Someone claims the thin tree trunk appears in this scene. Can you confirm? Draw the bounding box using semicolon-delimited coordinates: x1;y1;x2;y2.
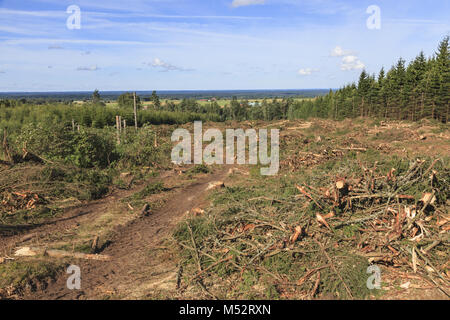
361;97;364;118
133;92;138;130
421;92;425;119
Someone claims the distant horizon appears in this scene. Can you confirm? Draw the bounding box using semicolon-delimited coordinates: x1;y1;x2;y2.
0;88;333;94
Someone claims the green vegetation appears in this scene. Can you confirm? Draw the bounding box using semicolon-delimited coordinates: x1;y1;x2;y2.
173;143;449;299
0;260;63;296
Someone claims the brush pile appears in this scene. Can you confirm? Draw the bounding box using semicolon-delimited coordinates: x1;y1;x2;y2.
1;191;47;214
174;158;449;299
282;148;345;170
297;159;449;273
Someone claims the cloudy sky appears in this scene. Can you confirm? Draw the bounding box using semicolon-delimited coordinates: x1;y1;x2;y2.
0;0;449;92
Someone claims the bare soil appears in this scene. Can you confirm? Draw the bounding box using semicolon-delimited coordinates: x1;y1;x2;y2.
5;167;231;300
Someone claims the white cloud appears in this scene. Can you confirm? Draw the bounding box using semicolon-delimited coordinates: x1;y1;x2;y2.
340;55;365;71
76;65;100;71
298;68;318;76
330;46;365;71
232;0;265;8
330;46;352;57
149;58;192;72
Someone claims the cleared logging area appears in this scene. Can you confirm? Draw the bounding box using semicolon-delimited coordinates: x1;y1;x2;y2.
171;119;450;300
0;118;449;300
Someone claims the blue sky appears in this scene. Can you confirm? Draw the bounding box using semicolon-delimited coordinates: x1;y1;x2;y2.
0;0;449;92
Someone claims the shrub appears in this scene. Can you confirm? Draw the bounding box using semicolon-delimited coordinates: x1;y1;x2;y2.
15;123;117;168
117;125;171;168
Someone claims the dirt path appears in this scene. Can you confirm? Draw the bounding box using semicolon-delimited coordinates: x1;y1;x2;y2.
0;171;175;255
21;167;231;300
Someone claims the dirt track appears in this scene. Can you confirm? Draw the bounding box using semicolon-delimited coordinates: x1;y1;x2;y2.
17;167;230;300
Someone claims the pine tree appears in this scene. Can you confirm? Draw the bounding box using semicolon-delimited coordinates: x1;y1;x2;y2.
357;70;370;117
151;90;161;110
92;89;101;105
434;36;450;122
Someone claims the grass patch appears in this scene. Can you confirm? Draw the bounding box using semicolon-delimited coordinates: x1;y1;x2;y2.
0;260;63;296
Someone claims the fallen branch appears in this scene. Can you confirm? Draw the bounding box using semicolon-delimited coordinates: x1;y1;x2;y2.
314;239;353;299
189;255;232;282
14;246;111;261
339;147;367;152
296;185;323;209
186;222;202;273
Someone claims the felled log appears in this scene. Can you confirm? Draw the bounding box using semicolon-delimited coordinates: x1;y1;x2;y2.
206;181;225;191
22;148;45;164
340;147;367;152
14;246;111;261
0;159;11;166
0;224;36;234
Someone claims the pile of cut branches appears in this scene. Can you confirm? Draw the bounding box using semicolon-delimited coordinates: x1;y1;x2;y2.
174;158;449;299
282;148;345;171
1;191;47;214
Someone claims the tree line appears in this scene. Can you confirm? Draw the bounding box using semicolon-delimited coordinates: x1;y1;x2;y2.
326;36;449;122
145;36;449;123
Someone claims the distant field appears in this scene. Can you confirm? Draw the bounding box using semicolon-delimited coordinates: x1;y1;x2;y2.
143;97;316;108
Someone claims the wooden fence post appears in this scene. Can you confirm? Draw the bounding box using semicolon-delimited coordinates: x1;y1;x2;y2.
115;115;121;145
133;92;138;131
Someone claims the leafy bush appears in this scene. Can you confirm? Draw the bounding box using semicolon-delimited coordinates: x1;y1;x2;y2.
14;123;117;168
116;125;171;168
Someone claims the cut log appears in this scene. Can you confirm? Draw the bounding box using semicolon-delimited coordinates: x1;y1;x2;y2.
420;193;436;205
141;203;151;216
14;246;111;261
316;213;332;231
335;179;347;190
191;207;205;216
19;232;38;243
22;148;45;164
206;181;225;191
289;226;303;243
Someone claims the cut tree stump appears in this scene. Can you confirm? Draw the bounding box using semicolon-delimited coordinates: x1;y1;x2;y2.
91;236;99;254
141;203;151;216
336;179;347;190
